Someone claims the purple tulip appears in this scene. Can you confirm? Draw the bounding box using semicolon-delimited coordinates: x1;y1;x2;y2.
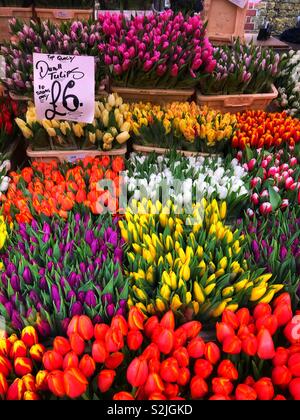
47;261;54;271
39;277;48;291
102;293;113;305
106;304;115;318
85;230;94;246
71;301;83;316
23;267;32;285
79;262;86;273
29;290;40;305
91;240;99;256
5;302;14;317
11;311;23;330
77;291;86;303
119;299;127;308
6;262;16;277
85;290;97;308
93;315;103;324
51;285;60;302
37;320;51;337
66;290;76;302
280;246;288;261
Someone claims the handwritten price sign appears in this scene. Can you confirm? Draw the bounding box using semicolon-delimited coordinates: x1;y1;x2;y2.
33;53;95;123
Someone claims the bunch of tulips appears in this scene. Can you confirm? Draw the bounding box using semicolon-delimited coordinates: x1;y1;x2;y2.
2;156;125;223
200;40;280;95
98;11;216;89
0;213;127;335
15;94;131;151
119;199;284;321
128;102;236;153
0;97;19;153
232;111;300;149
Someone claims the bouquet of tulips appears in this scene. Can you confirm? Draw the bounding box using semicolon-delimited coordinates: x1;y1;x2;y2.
1;19;106;95
199;40;280;95
98;11;216;89
0;213;127;335
2;156;125;223
232;110;300;150
15;94;131;151
128;102;236;153
119;198;284;321
125;152;248;216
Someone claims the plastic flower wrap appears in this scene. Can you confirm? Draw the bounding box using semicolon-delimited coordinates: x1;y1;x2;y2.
2;156;125;223
232;111;300;149
15;94;131;151
98;11;216;89
127;102;236;153
200;40;280;95
125;152;248;216
0;213;127;335
1;19;106;95
119;199;283;321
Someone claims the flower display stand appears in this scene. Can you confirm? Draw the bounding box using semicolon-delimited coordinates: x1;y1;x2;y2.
26;145;127;163
132;144;222;158
0;7;32;43
34;8;93;24
111;86;195;104
196;84;278;113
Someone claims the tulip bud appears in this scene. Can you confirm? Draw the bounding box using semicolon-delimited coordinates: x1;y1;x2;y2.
187;337;205;358
64;367;88;399
23;391;40;400
160;358;179;383
160;311;175;330
257;328;275;360
235;384;257;400
217;360;238;381
272;365;292;388
180;321;202;339
94;323;110;341
105;328;124;353
105;352;124;370
127;357;148;387
10;340;27;359
128;307;145;330
272;347;289;367
79;355;96;378
254;303;272;320
194;359;213;379
204;342;221;365
223;335;242;355
242;334;258;356
216;322;235;343
63;351;79;370
212;377;234;396
53;336;71;356
47;370;66;398
14;357;33;376
21;326;38;348
0;372;8;397
92;341;108;364
154;328;174;355
0;355;12;376
173;347;189;368
173;328;188;350
222;310;239;330
0;339;11;358
29;343;45;363
127;330;143;351
111;315;128;336
113;391;135;400
144;373;165;396
36;370;48;391
22;374;36;392
6;378;25;400
43;350;63;371
69;333;85;356
77;316;94;341
190;376;208;399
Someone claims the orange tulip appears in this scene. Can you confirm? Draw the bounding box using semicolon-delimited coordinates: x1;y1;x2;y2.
127;329;143;351
212;377;234;396
155;328;174;355
22;374;36;392
29;343;46;362
21;326;39;347
63;351;79;370
14;357;33;376
35;370;48;391
92;341;108;364
98;369;116;393
43;350;64;371
94;324;110;341
144;373;165;396
180;321;202;339
160;358;179;383
69;333;85;356
128;306;145;330
253;303;272;320
194;359;213;379
257;328;275;360
0;372;8;397
142;343;160;361
113;392;135;400
144;316;159;339
222;335;242;355
204;342;221;365
53;336;71;356
164;383;179;398
77;316;94;341
217;360;238;381
216;322;235;343
173;347;189;367
177;367;191;386
10;340;27;359
23;391;40;400
67;315;80;337
79;355;96;378
160;311;175;330
47;370;66;398
127;357;148;387
242;334;258;356
222;310;239;330
173;327;188;350
104;352;124;369
187;337;205;358
6;378;25;400
236;308;250;326
111;315;128;336
64;367;88;399
190;376;208;399
148;358;160;374
105;328;124;353
0;355;12;377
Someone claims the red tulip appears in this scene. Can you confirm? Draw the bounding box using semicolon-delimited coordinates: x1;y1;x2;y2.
29;343;45;362
43;350;63;371
160;358;179;383
127;357;148;387
256;315;278;336
79;354;96;377
53;336;71;356
217;360;238;381
155;328;174;355
105;352;124;369
21;326;39;347
235;384;257;400
148;358;161;373
64;367;88;398
98;369;116;393
223;335;242;355
113;392;135;400
274;292;291;308
23;391;40;400
187;337;205;358
35;370;48;391
289;378;300;400
274;304;293;327
190;376;208;399
10;340;27;359
0;372;8;397
144;373;165;396
0;355;12;377
94;324;110;341
222;310;239;330
272;365;292;388
209;394;231;400
242;334;258;356
194;359;213;379
127;329;143;351
212;377;234;396
273;394;286;400
144;316;159;338
180;321;202;339
160;311;175;330
92;341;108;364
14;357;33;376
76;315;94;341
254;377;274;400
63;351;79;370
173;347;189;367
6;378;25;400
253;303;272;320
216;322;235;344
67;315;80;337
177;367;191;386
236;308;250;326
288;353;300;377
142;343;160;361
149;393;167;400
272;347;289;367
47;370;66;398
244;376;255;387
237;325;251;340
257;328;275;360
69;333;85;356
164;383;179;398
284;317;300;344
204;342;220;364
128;306;144;330
173;327;187;349
111;315;128;336
105;328;124;353
22;374;36;392
0;338;11;358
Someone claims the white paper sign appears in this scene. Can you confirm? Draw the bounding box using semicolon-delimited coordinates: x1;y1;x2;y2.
33;53;95;123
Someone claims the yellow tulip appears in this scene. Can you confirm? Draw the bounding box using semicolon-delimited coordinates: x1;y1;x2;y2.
116;131;130;144
147;303;155;315
171;294;182;311
170;272;177;290
215;269;225;278
136;302;147;313
226;304;239;312
250;285;267;302
258;290;276;304
186;292;192;304
162;271;171;287
204;283;216;296
211;301;227;318
254;273;273;284
206;274;216;285
219;257;228;270
222;286;234;298
178;248;186;264
180;264;191;282
156;298;166;312
192;301;200;315
165;235;174;251
226;231;233;244
196;245;204;258
220;202;227;219
132;243;142;254
146;267;154;283
160;284;171;300
194;282;205;304
234;279;248;292
178;279;185;289
166;253;173;267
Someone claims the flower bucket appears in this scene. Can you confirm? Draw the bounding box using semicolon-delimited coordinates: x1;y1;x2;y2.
34;8;93;24
196;84;278;114
26;145;127;163
203;0;248;43
111;86;195;104
0;7;32;43
132;144;222;158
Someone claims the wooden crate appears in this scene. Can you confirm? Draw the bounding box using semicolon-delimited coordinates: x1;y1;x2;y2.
111;86;195;104
0;7;32;43
34;8;92;24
